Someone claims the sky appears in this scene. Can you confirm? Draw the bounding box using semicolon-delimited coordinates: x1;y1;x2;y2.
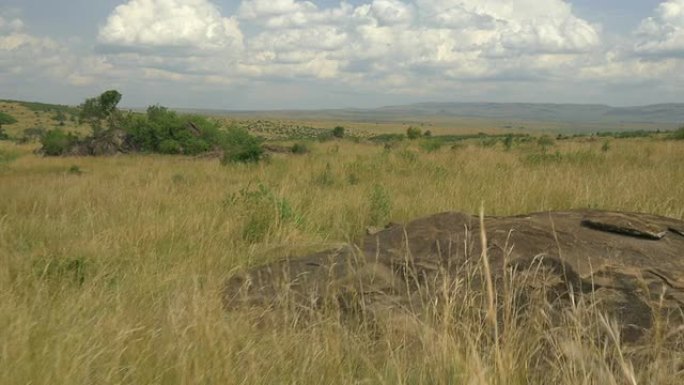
0;0;682;109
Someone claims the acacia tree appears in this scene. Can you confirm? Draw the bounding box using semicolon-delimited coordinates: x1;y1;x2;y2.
79;90;122;136
0;111;18;140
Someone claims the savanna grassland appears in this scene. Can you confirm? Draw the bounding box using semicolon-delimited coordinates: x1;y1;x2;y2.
0;100;87;137
1;112;684;384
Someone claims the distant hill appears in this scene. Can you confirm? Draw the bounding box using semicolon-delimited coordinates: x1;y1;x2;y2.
378;103;684;125
191;102;684;125
174;102;684;134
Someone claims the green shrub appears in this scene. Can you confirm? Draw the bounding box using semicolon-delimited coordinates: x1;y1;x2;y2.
601;140;611;152
68;165;83;175
183;138;211;155
503;135;514;151
123;105;223;155
537;135;555;153
597;130;654;139
672;126;684;140
332;126;345;138
479;137;498;148
40;129;78;156
158;139;181;154
406;126;422;140
420;139;442;153
0;111;17;136
221;127;264;164
225;184;301;243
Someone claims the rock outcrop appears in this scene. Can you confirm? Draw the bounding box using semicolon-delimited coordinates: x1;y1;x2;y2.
224;210;684;342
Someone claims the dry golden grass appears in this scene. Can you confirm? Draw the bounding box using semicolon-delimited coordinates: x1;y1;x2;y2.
1;137;684;384
215;114;668;137
0;101;88;137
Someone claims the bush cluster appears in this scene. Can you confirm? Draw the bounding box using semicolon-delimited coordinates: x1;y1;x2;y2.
406;126;422;140
123;105;266;162
40;129;79;156
36;91;266;163
672;126;684;140
124;106;223;155
220;127;264;164
291;142;310;154
332;126;345;138
0;111;17;140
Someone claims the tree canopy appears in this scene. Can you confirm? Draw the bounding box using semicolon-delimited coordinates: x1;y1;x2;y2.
79;90;122;135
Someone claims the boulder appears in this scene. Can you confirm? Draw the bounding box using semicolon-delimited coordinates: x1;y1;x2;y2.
223;210;684;342
63;129;129;156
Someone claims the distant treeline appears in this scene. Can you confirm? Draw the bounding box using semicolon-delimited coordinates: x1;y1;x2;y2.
369;132;531;143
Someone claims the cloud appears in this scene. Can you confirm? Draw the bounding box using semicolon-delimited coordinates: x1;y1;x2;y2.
635;0;684;56
238;0;318;21
0;15;24;33
98;0;244;53
416;0;600;54
574;0;684;91
219;0;599;92
0;14;65;78
0;12;112;88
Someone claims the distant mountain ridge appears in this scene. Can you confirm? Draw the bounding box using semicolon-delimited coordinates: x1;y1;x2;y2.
3;98;682;127
353;102;684;125
183;102;684;126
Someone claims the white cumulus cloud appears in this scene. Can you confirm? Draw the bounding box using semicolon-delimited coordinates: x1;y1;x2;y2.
98;0;244;52
229;0;601;86
0;11;115;89
0;15;24;33
94;0;602;84
635;0;684;56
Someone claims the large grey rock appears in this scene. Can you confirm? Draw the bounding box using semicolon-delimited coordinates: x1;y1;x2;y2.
223;210;684;342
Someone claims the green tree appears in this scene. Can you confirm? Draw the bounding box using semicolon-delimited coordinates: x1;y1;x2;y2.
0;111;18;139
332;126;345;138
79;90;122;136
406;126;422;140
